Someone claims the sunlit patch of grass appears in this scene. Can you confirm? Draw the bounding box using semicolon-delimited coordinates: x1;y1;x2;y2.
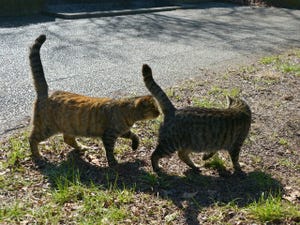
280;63;300;76
200;201;239;224
245;193;300;223
223;87;240;98
208;86;224;95
31;203;65;225
278;158;300;170
1;132;30;171
0;173;33;193
192;97;222;108
254;76;279;85
260;55;280;65
79;181;134;224
166;88;181;101
240;65;257;74
52;172;135;224
114;142;131;155
208;86;241;98
278;138;288;146
204;155;226;171
0;201;29;224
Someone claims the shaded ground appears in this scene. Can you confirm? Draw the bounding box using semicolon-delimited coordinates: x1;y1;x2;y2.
0;50;299;224
46;0;175;13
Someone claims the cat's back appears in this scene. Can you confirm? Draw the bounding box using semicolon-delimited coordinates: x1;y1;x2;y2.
163;101;251;131
175;105;249;120
48;91;112;107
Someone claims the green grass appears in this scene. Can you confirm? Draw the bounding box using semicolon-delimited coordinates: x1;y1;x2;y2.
204;155;226;171
0;131;137;225
2;134;30;171
79;186;133;224
240;65;257;74
31;204;64;224
281;63;300;76
245;193;300;223
278;159;300;170
260;55;280;65
259;52;300;77
208;86;241;98
52;173;84;205
0;201;29;224
278;138;288;146
192;97;222;108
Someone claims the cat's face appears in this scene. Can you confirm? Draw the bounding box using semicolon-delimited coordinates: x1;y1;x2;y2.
135;96;160;120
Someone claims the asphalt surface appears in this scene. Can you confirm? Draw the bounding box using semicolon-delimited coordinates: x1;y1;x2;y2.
0;2;299;137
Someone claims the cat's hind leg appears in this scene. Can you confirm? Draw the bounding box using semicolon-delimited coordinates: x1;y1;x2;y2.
178;150;200;172
121;131;139;151
29;127;53;161
229;145;244;175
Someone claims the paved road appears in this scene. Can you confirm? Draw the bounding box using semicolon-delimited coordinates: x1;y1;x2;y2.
0;2;299;137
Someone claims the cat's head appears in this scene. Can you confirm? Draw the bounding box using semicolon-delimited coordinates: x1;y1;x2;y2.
226;96;251;116
134;95;160;120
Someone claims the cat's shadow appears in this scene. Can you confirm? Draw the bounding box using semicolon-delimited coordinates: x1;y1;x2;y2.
36;150;283;225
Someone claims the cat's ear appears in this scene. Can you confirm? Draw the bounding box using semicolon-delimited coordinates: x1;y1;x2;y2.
226;96;234;107
134;98;146;108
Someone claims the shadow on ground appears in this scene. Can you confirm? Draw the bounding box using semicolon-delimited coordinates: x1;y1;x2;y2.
0;15;55;28
36;149;283;225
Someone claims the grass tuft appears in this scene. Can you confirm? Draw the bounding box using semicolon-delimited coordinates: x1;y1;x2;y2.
280;63;300;76
245;192;300;223
204;155;226;171
260;55;280;65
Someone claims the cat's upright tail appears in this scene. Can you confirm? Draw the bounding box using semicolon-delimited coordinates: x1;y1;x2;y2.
29;34;48;100
142;64;175;117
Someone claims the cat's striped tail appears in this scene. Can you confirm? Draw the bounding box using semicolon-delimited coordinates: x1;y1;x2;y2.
142;64;175;117
29;34;48;100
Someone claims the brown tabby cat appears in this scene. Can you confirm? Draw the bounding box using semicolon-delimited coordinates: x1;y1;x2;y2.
142;64;251;174
29;34;160;166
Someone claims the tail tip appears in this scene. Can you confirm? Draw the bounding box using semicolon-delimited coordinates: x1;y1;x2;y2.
35;34;46;44
142;64;152;77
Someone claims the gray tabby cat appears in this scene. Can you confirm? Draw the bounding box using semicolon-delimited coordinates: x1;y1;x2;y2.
142;64;251;174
